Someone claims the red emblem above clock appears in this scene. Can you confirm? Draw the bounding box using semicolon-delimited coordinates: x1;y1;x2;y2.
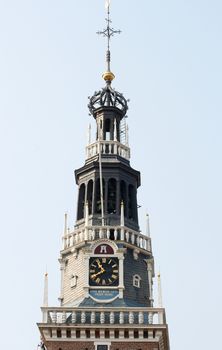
94;244;114;255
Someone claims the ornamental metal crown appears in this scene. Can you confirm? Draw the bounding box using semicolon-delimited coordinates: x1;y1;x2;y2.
88;82;129;117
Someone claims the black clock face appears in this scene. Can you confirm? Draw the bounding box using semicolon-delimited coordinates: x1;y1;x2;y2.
89;257;119;286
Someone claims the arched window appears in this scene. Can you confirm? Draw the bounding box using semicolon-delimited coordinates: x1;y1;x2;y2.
95;178;105;214
105;118;111;140
128;184;134;220
128;184;138;222
133;274;141;288
108;178;117;214
120;180;127;216
87;180;93;215
77;183;85;220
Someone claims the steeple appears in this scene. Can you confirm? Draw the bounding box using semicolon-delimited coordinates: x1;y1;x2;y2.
37;4;170;350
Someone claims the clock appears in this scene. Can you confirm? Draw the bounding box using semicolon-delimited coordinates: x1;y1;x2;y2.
89;257;119;286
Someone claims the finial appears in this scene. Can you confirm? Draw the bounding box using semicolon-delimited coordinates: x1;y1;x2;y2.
120;200;125;227
87;123;91;145
114;118;117;141
146;213;151;237
85;201;89;227
64;212;68;236
158;271;163;308
97;0;121;83
126;124;129;146
43;270;48;307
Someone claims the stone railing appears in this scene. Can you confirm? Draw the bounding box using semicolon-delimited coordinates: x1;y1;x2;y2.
41;307;166;325
86;141;130;160
63;226;151;252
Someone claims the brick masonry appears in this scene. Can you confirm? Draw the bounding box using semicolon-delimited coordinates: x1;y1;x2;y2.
45;341;94;350
45;341;159;350
110;342;159;350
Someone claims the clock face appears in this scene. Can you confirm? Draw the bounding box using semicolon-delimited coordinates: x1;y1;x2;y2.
89;257;119;286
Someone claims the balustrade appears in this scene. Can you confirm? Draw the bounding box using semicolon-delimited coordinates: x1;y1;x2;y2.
41;307;166;326
86;141;130;160
63;225;151;252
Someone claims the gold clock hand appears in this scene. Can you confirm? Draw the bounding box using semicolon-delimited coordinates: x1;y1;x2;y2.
91;268;106;279
97;260;105;273
97;261;103;269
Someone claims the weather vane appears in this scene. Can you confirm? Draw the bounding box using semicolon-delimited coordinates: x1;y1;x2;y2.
97;0;121;81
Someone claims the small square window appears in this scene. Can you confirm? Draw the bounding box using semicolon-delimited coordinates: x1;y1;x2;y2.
124;330;129;338
95;330;100;338
114;330;119;338
134;330;139;338
133;274;141;288
97;346;108;350
57;329;61;338
144;330;148;338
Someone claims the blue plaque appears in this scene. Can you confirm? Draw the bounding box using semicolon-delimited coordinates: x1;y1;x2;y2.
89;289;119;301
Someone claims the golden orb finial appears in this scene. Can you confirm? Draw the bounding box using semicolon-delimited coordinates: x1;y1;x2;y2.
102;71;115;82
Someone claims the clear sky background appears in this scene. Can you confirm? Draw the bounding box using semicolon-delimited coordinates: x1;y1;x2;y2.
0;0;221;349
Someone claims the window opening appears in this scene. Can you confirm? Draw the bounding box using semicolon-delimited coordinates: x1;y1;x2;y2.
95;178;105;214
105;118;111;141
120;180;127;216
108;178;117;214
87;180;93;215
77;184;85;220
133;274;141;288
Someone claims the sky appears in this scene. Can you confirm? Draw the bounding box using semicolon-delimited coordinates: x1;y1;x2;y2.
0;0;221;349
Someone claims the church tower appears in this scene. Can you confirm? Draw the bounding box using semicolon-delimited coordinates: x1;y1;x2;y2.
38;4;170;350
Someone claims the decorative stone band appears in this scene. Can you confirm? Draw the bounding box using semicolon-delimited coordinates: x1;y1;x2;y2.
62;226;152;252
86;140;130;160
41;307;166;325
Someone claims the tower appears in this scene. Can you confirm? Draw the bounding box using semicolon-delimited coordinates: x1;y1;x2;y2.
38;4;170;350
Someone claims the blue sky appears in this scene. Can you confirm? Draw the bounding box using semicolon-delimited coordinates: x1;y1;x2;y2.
0;1;221;349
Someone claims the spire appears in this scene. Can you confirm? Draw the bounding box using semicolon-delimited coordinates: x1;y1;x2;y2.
43;271;48;307
157;271;163;308
64;212;68;236
146;213;151;237
97;0;121;83
88;2;128;117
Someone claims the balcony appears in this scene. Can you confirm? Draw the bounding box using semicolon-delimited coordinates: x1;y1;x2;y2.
41;307;166;325
86;141;130;161
63;225;152;252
